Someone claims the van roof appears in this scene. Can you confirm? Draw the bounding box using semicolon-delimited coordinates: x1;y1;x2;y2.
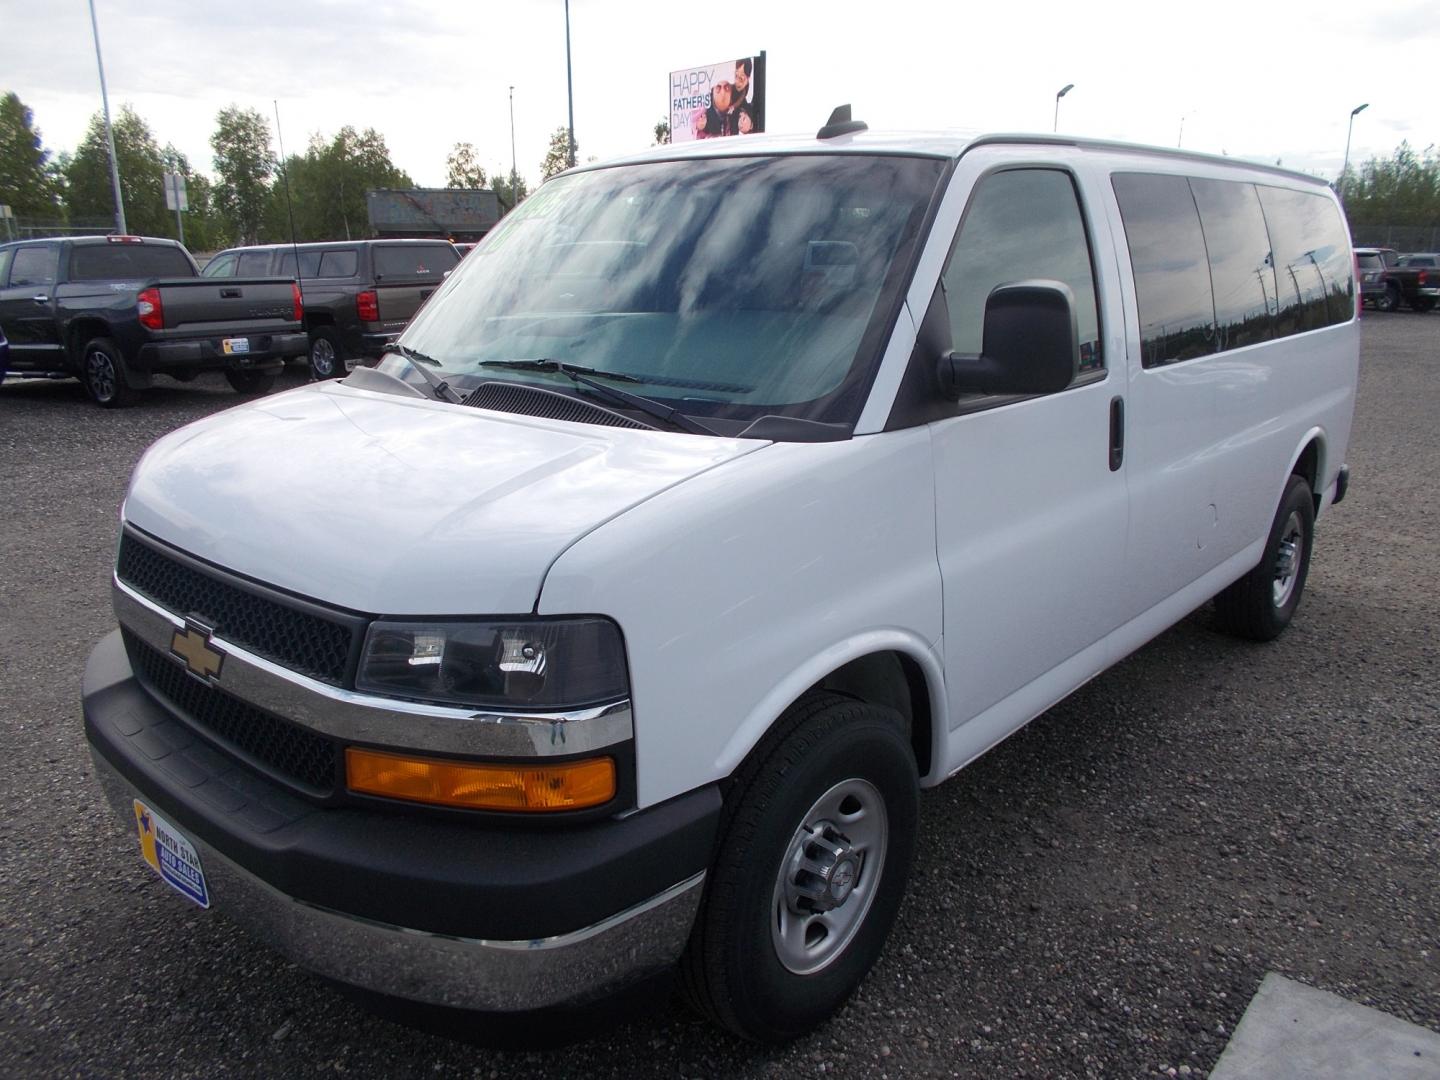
582;129;1333;188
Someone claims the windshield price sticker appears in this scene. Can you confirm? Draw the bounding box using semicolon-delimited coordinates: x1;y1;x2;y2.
133;800;210;908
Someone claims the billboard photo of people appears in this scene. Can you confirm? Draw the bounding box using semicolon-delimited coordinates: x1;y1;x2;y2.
669;54;766;143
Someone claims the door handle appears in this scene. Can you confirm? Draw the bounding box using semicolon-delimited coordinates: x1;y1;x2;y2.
31;294;50;304
1109;396;1125;471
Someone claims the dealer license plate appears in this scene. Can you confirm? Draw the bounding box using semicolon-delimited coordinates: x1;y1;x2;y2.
132;799;210;908
222;337;250;355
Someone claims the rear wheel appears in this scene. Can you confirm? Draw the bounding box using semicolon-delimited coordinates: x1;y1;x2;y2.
1410;297;1436;313
1214;474;1315;641
225;369;277;396
680;692;918;1042
308;327;347;380
81;337;131;407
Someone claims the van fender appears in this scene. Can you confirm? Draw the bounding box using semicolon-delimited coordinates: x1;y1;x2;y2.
1283;426;1327;505
713;627;949;787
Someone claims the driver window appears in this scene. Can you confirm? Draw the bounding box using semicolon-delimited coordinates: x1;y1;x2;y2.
942;169;1103;373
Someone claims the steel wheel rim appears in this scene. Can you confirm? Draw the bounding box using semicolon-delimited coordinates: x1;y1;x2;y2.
311;337;336;377
86;349;116;401
1272;510;1304;607
771;777;888;976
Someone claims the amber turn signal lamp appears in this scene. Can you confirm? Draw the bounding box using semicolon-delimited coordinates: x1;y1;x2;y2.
345;748;615;812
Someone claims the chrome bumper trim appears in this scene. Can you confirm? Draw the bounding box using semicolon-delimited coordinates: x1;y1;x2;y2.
112;579;633;757
93;752;702;1011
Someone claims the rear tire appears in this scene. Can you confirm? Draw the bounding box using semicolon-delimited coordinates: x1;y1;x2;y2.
81;337;131;407
1410;297;1436;313
1214;474;1315;641
308;327;347;380
225;369;277;396
680;692;918;1042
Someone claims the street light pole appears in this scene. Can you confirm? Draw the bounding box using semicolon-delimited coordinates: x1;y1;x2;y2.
87;0;126;234
1054;83;1074;133
1341;102;1369;187
508;85;518;207
564;0;576;168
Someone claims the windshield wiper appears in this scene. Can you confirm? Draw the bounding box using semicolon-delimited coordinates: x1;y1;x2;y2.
479;358;722;436
478;358;643;383
384;343;463;404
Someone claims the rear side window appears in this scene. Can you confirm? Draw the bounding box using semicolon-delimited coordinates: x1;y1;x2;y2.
236;251;272;277
1356;254;1382;269
1189;178;1276;351
70;243;195;281
1111;173;1215;367
942;168;1103;373
0;248;13;286
1401;255;1437;268
276;251;323;278
373;244;458;280
1255;186;1353;334
9;244;60;286
318;250;358;277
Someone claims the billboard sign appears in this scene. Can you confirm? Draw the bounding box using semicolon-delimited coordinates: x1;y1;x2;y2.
669;53;765;144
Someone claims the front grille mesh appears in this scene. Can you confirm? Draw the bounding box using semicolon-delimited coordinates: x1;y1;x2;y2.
125;630;337;794
117;534;355;684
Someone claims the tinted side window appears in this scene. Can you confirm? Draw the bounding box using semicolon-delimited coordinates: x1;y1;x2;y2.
237;251;272;277
1189;179;1275;350
942;169;1103;373
276;251;323;278
1255;186;1353;334
1112;173;1214;367
318;250;358;277
9;245;59;287
373;244;459;279
202;253;238;277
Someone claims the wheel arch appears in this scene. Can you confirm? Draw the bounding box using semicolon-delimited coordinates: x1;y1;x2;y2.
1286;429;1325;515
65;317;115;367
713;630;947;790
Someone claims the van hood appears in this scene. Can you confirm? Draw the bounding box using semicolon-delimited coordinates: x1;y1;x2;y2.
122;382;763;614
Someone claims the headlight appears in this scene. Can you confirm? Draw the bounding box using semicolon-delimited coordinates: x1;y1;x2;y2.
356;618;628;710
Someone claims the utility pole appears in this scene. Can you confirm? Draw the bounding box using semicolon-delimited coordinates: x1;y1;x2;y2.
564;0;576;168
87;0;126;234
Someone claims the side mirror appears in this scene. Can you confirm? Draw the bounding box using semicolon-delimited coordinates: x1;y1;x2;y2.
937;280;1080;400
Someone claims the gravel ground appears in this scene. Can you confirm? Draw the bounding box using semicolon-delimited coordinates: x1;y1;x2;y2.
2;318;1437;1080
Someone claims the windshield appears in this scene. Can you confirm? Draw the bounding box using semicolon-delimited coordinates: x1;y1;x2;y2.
394;154;946;427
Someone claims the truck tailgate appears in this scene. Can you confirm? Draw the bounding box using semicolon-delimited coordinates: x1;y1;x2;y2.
156;278;298;331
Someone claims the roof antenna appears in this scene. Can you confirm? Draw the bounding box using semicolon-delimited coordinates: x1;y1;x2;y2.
818;105;868;140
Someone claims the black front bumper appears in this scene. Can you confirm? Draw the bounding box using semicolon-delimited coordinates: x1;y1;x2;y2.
82;629;720;942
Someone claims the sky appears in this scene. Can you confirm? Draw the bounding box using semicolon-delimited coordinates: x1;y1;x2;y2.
0;0;1433;191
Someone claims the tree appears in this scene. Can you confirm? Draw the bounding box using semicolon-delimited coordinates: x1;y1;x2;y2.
492;169;529;215
0;92;59;219
65;104;168;236
540;126;575;180
1339;141;1440;229
210;106;275;245
445;142;487;189
653;118;671;146
267;126;413;242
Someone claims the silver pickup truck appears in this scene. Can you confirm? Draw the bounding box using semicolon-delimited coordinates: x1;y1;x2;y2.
0;235;308;406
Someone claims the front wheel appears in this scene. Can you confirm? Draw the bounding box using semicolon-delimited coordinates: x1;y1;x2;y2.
680;692;918;1042
81;337;131;407
225;368;277;396
1375;286;1399;312
1214;474;1315;641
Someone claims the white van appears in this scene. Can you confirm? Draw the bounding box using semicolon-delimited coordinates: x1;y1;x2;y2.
84;118;1357;1043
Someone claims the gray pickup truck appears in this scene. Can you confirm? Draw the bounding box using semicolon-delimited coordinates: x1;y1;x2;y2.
201;239;459;380
0;235;308;406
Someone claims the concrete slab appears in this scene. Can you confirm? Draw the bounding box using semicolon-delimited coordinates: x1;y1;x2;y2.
1211;973;1440;1080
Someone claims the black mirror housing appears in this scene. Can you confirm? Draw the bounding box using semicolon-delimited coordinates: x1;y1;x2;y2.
937;280;1080;400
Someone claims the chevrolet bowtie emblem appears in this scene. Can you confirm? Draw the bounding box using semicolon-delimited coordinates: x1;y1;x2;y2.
170;621;225;681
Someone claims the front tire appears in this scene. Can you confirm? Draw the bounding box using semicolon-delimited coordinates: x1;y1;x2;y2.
1214;474;1315;641
1375;286;1399;312
81;337;131;407
681;692;918;1042
225;369;277;396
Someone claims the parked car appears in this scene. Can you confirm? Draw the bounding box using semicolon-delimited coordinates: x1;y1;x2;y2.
1378;252;1440;313
202;239;460;379
1354;246;1397;308
0;235;307;405
85;125;1357;1042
